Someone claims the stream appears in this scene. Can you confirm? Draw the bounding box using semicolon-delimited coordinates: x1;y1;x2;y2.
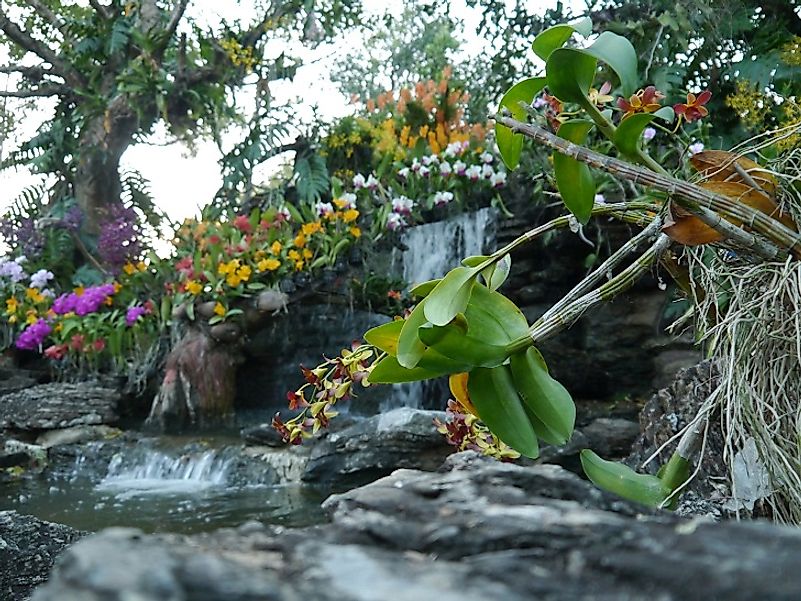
0;436;325;534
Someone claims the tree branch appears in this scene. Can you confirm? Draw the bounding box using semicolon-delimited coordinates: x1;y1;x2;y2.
88;0;112;20
0;64;55;79
27;0;72;40
0;85;68;98
0;8;84;88
165;0;189;40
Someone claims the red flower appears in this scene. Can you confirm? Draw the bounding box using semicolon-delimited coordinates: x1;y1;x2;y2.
70;334;85;351
387;290;401;300
287;389;308;410
44;344;68;360
617;85;664;120
233;215;253;234
92;338;106;353
208;235;221;245
674;90;711;123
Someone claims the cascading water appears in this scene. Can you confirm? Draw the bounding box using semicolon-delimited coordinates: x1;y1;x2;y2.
98;447;236;498
397;207;497;286
385;208;498;411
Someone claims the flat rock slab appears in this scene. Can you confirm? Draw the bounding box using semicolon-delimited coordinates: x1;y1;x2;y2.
0;383;120;431
33;452;801;600
0;511;83;600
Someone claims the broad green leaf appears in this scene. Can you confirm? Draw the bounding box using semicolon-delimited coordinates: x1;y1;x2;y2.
531;17;593;61
496;77;547;169
368;355;445;384
409;279;441;298
423;266;480;327
463;283;529;343
417;347;472;375
481;253;512;291
545;48;597;105
510;348;575;445
613;107;674;158
397;299;430;368
553;120;595;223
364;320;403;355
461;255;491;267
418;322;512;368
468;365;539;458
656;452;691;509
582;32;639;96
580;449;671;507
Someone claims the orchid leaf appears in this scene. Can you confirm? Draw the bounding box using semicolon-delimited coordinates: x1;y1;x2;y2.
553;120;595;223
496;77;547;169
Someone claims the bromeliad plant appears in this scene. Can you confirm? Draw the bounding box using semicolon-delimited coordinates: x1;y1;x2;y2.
278;18;801;512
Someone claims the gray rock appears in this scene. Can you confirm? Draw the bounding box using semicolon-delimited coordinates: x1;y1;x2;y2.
34;453;801;600
627;361;728;511
0;383;120;432
302;407;451;489
0;511;83;600
35;425;121;449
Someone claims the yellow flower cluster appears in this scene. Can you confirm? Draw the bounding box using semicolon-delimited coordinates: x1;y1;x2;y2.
122;261;148;276
778;99;801;152
220;38;258;72
781;37;801;66
725;80;769;130
217;259;252;287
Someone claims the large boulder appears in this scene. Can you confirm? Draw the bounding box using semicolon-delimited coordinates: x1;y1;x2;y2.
301;407;451;489
0;383;120;432
34;453;801;600
0;511;83;600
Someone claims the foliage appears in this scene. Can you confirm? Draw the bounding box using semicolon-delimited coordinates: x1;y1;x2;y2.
1;256;165;388
170;198;364;323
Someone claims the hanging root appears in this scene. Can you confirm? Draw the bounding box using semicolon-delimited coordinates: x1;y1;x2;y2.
688;254;801;522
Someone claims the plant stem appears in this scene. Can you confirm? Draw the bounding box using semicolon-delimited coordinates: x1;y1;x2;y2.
494;115;801;260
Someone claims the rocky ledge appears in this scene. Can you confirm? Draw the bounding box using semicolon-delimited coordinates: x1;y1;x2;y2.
34;452;801;601
0;511;83;600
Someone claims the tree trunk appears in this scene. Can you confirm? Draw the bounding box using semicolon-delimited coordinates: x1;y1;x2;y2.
73;96;139;231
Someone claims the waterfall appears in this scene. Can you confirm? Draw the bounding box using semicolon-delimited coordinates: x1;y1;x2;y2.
384;208;497;411
97;447;236;498
398;207;497;286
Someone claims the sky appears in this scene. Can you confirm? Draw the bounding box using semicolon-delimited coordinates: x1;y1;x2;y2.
0;0;581;225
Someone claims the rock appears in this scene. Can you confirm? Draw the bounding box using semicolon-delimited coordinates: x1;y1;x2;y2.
302;407;451;489
537;417;641;473
0;451;30;469
240;423;286;447
34;453;801;600
4;440;47;469
36;425;121;449
0;366;41;397
0;511;83;600
0;383;120;432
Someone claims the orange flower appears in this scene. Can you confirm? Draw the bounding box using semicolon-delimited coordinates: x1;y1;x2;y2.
617;86;664;120
674;90;711;123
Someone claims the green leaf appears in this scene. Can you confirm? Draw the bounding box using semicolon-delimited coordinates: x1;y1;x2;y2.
186;302;195;322
461;255;491;267
553;120;595;223
468;365;539;458
580;449;671;507
409;279;441;298
481;253;511;291
364;320;403;355
423;266;480;327
463;284;529;344
367;355;445;384
495;78;547;169
582;32;639;97
397;299;430;368
509;348;575;445
613;106;674;158
531;17;593;61
418;322;512;368
546;48;598;105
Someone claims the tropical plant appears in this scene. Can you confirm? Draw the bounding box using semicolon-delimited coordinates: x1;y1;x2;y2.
277;15;801;519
